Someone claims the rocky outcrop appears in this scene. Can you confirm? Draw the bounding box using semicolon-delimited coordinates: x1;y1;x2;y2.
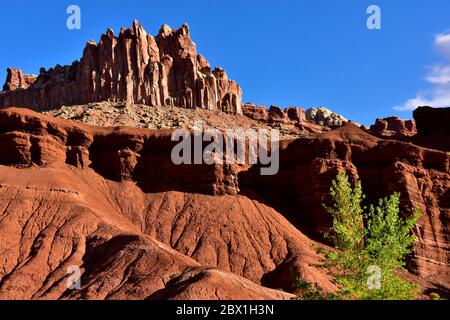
2;68;37;91
0;107;448;298
369;116;417;139
241;103;337;134
0;21;242;114
241;123;450;282
268;105;288;123
243;104;348;128
367;108;450;152
286;106;306;123
0;163;303;299
242;103;269;122
305;106;348;127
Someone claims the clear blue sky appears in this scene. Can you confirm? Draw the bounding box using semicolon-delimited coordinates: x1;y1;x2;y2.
1;0;450;125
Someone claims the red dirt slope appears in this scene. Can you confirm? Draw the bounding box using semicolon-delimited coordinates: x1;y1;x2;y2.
0;108;335;299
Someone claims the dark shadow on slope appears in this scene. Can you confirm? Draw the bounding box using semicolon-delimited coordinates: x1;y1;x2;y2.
423;282;450;300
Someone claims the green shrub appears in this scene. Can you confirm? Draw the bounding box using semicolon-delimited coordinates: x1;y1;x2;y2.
297;171;420;300
429;292;441;300
291;276;337;300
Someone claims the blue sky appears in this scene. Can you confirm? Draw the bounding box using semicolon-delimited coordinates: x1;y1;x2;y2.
1;0;450;125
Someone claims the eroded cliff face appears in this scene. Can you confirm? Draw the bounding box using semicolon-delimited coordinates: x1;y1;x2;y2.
242;103;328;134
240;123;450;282
0;108;242;196
0;107;448;298
0;108;336;299
2;68;37;91
0;16;449;296
0;21;242;114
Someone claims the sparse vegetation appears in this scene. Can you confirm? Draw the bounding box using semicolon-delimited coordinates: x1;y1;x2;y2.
429;292;441;300
291;274;337;300
294;171;421;300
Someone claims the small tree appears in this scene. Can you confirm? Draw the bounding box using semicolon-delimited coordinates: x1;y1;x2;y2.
323;171;365;252
321;172;420;300
365;193;420;273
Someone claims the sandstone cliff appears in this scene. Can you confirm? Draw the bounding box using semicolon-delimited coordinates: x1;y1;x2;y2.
0;107;448;299
242;103;331;134
240;123;450;282
0;21;242;114
0;107;336;299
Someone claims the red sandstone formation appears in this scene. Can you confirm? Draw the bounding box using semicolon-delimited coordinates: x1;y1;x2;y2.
286;106;306;123
0;21;242;114
2;68;37;91
242;103;269;122
242;103;325;134
241;123;450;284
368;107;450;153
243;104;307;125
369;116;417;139
0;107;448;299
268;105;289;123
0;163;298;300
0;107;337;299
241;103;347;134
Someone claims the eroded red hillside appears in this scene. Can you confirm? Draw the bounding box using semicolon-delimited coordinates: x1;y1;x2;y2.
0;107;448;299
0;107;338;299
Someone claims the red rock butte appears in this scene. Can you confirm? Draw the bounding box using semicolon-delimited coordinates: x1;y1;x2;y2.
0;20;243;114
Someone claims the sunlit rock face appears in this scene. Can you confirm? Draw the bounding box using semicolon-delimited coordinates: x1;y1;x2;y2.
0;20;243;115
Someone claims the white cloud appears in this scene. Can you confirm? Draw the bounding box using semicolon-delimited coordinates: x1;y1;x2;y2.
394;88;450;111
435;32;450;58
395;31;450;111
424;65;450;84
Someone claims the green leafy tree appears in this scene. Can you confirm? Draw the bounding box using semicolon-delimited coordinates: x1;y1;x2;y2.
365;193;420;272
316;171;421;300
323;172;365;252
